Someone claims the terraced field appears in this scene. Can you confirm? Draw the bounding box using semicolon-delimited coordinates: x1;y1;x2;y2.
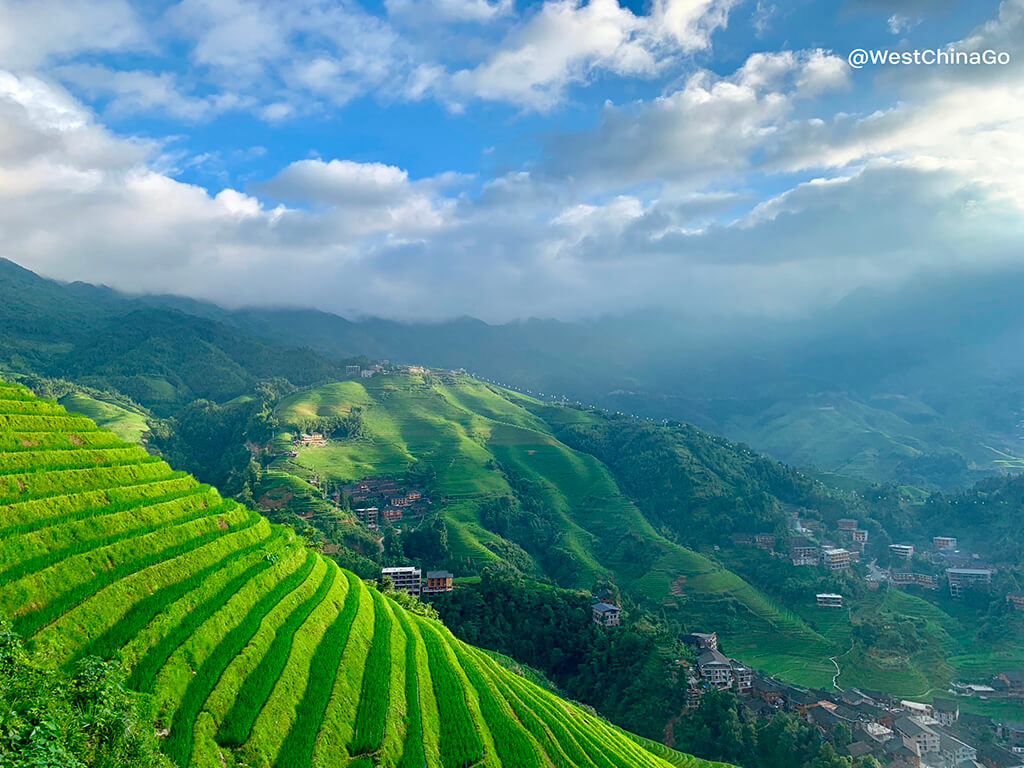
274;373;834;685
0;379;728;768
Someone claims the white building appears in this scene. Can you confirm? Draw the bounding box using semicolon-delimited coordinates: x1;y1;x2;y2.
382;566;421;595
821;547;852;570
890;543;915;559
816;593;844;608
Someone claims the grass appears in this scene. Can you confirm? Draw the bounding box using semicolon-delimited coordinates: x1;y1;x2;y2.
0;380;729;768
163;550;318;765
348;589;393;756
274;570;363;768
216;558;338;748
58;392;150;443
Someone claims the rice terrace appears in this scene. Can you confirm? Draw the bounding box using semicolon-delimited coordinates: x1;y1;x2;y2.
0;379;727;768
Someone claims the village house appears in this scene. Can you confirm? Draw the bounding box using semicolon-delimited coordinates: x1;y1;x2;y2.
755;533;776;550
890;543;915;559
979;744;1024;768
838;519;859;531
890;572;938;589
422;570;454;594
697;649;735;690
345;365;360;376
1007;593;1024;612
354;506;379;527
381;507;403;523
731;533;755;545
297;432;327;447
682;632;718;652
895;716;941;757
861;721;893;743
592;602;621;627
732;661;753;694
790;536;820;566
816;593;844;608
931;697;959;726
947;568;994;598
939;730;977;765
382;566;422;595
1001;721;1024;747
821;546;852;570
360;369;376;378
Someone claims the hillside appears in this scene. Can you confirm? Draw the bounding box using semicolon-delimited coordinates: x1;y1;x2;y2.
0;379;725;768
7;258;1024;491
264;373;1024;712
268;373;838;687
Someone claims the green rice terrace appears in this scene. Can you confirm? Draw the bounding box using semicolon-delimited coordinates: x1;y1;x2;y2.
270;373;836;688
0;378;729;768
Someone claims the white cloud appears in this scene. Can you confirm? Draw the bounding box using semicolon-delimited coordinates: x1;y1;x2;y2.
0;0;147;68
56;64;248;122
446;0;735;109
543;49;849;188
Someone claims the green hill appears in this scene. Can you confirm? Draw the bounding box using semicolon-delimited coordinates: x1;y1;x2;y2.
0;379;728;768
271;373;835;687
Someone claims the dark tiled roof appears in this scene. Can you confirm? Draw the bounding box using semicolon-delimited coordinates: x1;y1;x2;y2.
934;697;959;713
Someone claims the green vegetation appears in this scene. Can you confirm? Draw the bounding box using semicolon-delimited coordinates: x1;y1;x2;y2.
59;391;150;444
271;374;831;682
0;380;724;768
0;619;171;768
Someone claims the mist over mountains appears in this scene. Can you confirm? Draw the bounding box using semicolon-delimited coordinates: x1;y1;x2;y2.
4;256;1022;489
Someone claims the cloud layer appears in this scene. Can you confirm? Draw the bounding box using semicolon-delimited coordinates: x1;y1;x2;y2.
1;0;1023;321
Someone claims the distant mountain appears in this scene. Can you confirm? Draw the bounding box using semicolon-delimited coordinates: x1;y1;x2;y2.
4;256;1024;486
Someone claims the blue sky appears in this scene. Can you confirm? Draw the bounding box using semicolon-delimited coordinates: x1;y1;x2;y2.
1;0;1022;320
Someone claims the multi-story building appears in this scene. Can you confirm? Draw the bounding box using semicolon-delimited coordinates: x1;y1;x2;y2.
931;697;959;726
354;506;379;526
816;593;844;608
889;543;915;559
851;529;868;544
933;536;958;549
592;602;621;627
382;566;421;595
731;661;753;694
938;730;977;765
422;570;454;594
821;547;852;570
381;507;403;523
698;649;736;690
790;536;820;566
894;716;940;756
947;568;993;598
890;572;938;589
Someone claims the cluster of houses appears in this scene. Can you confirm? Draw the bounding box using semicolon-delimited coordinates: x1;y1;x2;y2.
345;362;388;379
742;676;1024;768
380;566;454;596
739;519;1011;605
341;476;430;530
681;632;755;706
